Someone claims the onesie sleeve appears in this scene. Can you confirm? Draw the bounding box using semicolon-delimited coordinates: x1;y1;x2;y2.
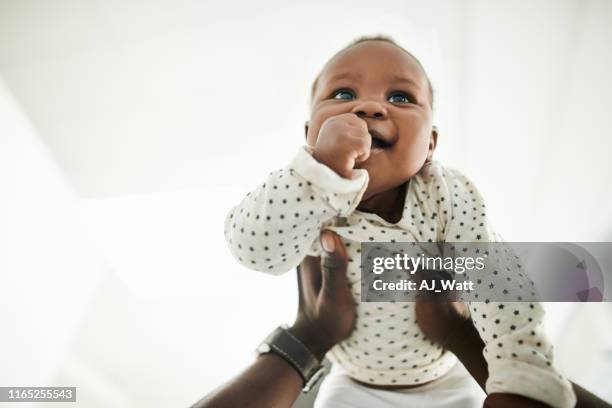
437;167;577;408
224;146;369;275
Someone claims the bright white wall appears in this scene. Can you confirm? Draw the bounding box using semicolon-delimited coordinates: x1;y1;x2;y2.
0;77;104;389
458;0;612;242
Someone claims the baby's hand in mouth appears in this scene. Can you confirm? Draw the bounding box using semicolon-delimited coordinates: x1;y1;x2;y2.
312;113;372;179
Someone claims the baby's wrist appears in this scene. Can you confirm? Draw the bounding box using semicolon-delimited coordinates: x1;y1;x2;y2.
311;148;351;180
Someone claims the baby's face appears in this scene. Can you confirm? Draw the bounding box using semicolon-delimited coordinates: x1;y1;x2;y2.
307;41;436;201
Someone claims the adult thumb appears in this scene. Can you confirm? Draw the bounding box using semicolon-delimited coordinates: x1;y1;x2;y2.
320;230;349;296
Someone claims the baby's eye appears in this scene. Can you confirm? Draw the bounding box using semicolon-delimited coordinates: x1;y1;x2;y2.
333;89;356;101
388;92;414;104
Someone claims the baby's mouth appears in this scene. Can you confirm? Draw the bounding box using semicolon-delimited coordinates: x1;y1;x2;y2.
369;130;392;152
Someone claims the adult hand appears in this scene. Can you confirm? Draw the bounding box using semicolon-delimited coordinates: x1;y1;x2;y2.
415;299;471;349
290;230;356;360
413;270;488;390
415;297;489;392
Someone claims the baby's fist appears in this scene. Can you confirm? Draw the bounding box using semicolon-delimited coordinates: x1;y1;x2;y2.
312;113;371;179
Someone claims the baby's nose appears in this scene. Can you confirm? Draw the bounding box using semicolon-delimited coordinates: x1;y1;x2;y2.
352;100;387;119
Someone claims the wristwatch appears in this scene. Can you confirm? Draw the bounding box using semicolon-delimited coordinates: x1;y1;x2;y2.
256;325;326;392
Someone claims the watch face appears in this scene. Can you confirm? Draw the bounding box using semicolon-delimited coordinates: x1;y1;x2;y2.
257;343;271;354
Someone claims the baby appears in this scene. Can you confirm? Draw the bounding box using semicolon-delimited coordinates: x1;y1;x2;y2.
224;36;576;408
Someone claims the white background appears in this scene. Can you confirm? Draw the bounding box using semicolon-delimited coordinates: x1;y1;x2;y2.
1;0;611;406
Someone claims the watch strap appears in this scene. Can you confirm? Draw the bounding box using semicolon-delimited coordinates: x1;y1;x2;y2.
257;325;325;392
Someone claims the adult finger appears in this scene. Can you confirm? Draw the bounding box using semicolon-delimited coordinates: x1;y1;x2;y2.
297;256;322;306
319;230;349;298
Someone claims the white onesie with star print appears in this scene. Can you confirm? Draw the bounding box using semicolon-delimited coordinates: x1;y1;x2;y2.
224;146;576;408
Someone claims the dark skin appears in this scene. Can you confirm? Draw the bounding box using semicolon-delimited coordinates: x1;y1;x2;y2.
305;40;437;224
289;231;356;361
193;232;611;407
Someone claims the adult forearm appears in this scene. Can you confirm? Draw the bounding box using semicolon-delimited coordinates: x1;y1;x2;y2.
572;383;612;408
192;353;303;408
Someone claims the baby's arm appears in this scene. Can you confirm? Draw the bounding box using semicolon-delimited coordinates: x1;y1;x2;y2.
225;113;371;275
439;169;576;408
224;149;364;274
470;300;575;408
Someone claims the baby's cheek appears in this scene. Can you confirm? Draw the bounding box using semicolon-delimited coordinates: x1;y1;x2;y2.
396;136;430;167
307;106;342;144
397;133;430;162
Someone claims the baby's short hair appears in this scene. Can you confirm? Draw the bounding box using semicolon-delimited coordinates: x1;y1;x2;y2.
310;35;434;109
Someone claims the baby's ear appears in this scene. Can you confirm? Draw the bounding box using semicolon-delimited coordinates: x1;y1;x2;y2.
304;121;309;140
427;126;439;161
